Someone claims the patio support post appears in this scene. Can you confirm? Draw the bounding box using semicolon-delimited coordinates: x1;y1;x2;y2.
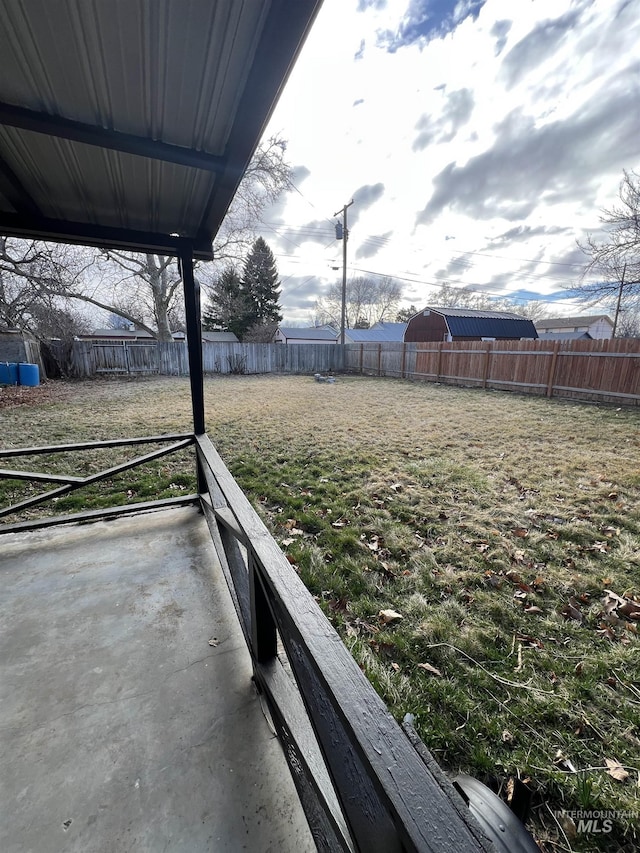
180;244;205;435
180;245;206;493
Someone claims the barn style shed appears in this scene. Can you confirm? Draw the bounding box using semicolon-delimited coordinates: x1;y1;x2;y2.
404;306;538;342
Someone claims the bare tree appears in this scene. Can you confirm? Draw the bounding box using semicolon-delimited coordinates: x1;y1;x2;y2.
315;275;402;329
212;134;292;263
0;237;94;338
427;282;495;310
0;134;293;340
577;170;640;334
427;283;548;320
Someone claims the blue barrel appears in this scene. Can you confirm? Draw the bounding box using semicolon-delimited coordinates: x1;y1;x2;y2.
0;362;18;385
18;362;40;387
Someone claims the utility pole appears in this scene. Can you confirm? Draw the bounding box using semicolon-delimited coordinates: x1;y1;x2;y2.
334;199;354;345
612;262;626;338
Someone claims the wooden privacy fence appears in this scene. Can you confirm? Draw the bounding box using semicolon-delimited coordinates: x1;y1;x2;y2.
55;341;344;378
46;338;639;405
344;339;640;405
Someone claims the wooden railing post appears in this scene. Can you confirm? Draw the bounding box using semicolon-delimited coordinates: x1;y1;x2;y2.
436;341;443;382
401;343;406;380
377;343;382;376
359;343;364;374
249;553;277;663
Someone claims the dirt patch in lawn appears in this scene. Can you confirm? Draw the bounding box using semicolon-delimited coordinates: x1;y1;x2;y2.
0;380;74;410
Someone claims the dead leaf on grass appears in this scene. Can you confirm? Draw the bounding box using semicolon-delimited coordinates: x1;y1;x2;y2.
554;750;577;772
516;633;544;648
417;662;442;677
596;623;617;641
513;527;529;538
619;600;640;620
561;598;583;622
524;605;544;615
605;758;629;782
502;729;514;744
505;569;524;584
378;608;403;625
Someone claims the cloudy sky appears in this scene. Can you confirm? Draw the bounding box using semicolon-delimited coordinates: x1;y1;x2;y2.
259;0;640;326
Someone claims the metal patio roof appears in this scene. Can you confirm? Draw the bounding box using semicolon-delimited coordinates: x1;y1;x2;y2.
0;0;322;260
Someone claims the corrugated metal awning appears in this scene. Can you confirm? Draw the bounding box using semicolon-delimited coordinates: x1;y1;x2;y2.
0;0;322;259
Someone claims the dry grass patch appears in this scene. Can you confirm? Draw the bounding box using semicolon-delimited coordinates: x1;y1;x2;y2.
1;374;639;850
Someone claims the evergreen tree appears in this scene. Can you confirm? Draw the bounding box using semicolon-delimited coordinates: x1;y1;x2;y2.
241;238;282;333
201;266;249;339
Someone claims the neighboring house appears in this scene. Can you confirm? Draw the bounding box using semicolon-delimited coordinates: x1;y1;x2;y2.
173;331;239;343
536;331;592;341
77;328;156;341
535;315;614;340
344;321;407;343
78;329;240;343
404;307;538;342
273;326;338;344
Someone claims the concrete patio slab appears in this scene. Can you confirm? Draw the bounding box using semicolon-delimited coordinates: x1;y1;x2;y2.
0;505;315;853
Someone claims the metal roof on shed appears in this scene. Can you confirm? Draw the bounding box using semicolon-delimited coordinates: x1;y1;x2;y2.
423;307;528;320
0;0;322;259
445;315;537;338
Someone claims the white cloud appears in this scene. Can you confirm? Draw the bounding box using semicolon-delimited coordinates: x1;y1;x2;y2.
263;0;640;324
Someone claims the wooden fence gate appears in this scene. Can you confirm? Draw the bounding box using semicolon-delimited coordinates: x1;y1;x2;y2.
92;342;159;375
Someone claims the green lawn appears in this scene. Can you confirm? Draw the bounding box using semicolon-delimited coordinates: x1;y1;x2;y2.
1;374;639;851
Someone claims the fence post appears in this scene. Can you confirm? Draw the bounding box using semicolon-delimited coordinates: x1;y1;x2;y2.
436;341;443;382
377;343;382;377
482;343;492;389
546;341;560;398
359;343;364;374
401;343;406;380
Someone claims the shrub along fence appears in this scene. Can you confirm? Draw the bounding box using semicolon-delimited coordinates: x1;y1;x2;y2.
344;338;640;405
45;338;638;405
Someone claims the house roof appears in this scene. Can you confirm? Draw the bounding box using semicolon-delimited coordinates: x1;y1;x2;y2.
173;331;239;342
345;322;407;342
79;329;155;340
413;307;537;339
201;331;239;343
537;331;593;341
277;327;338;341
536;315;613;329
0;0;322;260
